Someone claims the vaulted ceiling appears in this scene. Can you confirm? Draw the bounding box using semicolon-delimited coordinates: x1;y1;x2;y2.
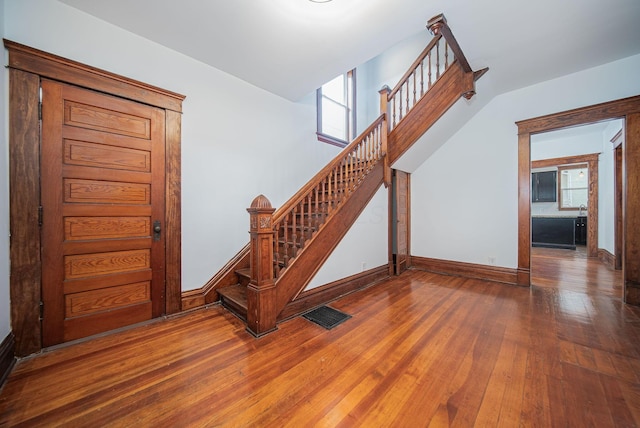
58;0;640;102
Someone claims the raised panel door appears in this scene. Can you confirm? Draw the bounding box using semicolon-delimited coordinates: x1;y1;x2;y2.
41;80;166;346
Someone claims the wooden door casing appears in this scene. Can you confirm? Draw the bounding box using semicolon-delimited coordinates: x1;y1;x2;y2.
393;170;410;275
614;141;623;270
41;80;166;345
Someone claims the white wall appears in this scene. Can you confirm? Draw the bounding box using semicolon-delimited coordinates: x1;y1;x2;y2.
307;187;388;289
1;0;388;304
531;127;604;161
0;0;11;341
411;53;640;268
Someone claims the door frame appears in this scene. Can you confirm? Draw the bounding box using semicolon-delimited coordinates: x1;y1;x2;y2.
5;40;185;356
612;131;623;270
389;169;411;275
515;95;640;305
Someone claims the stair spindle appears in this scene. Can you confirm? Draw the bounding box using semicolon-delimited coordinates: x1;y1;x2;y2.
302;199;308;244
344;157;349;194
420;60;425;96
283;216;289;269
428;51;432;88
413;69;418;105
321;179;327;222
291;206;297;257
445;41;449;68
392;96;397;128
349;153;354;191
332;166;338;212
399;87;403;122
330;168;334;212
405;81;410;116
342;158;346;196
436;40;441;80
314;186;319;230
309;192;315;236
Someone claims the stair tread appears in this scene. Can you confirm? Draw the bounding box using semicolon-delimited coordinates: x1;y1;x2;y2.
236;268;251;278
219;284;247;304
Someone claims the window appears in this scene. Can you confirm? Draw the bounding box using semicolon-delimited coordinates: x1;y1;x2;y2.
558;164;588;210
316;70;356;147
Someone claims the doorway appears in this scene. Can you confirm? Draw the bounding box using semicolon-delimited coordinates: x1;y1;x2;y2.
529;121;622;294
515;95;640;305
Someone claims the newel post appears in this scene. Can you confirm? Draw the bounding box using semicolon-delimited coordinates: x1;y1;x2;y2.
246;195;277;337
379;85;391;188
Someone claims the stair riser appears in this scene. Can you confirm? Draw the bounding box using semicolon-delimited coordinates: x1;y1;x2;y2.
221;297;247;322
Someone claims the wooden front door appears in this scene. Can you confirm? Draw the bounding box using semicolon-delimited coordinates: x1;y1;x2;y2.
40;79;166;346
393;170;410;275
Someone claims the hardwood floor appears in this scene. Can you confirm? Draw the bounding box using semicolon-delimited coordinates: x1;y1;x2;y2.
1;251;639;427
531;246;624;296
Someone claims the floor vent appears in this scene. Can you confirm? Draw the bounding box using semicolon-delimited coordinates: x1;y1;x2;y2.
302;306;351;330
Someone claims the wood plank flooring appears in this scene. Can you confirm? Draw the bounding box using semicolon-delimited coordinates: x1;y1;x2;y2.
1;249;639;427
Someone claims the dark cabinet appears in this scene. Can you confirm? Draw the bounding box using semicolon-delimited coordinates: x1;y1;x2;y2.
532;171;557;202
532;217;576;250
575;216;587;245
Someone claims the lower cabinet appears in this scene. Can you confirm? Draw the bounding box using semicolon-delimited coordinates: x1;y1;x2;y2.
575;216;587;245
532;217;576;250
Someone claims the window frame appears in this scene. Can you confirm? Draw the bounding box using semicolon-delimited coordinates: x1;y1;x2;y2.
316;69;356;148
557;163;589;211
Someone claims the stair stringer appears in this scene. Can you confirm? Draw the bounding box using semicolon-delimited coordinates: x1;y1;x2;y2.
274;162;385;321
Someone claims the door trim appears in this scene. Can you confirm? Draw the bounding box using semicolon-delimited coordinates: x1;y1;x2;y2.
612;131;623;270
515;95;640;305
5;40;185;356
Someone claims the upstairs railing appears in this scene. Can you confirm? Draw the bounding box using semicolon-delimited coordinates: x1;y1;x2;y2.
271;113;387;278
386;33;451;131
384;13;474;132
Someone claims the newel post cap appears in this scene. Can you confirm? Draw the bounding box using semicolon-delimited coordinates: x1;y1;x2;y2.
247;194;274;212
427;13;447;35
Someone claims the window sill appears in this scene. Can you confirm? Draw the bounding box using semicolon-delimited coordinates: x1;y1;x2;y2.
317;132;348;148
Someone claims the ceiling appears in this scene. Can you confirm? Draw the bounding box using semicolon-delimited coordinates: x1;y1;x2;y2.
58;0;640;102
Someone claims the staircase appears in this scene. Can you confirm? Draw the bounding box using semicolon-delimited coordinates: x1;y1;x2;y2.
219;161;379;324
217;13;488;335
